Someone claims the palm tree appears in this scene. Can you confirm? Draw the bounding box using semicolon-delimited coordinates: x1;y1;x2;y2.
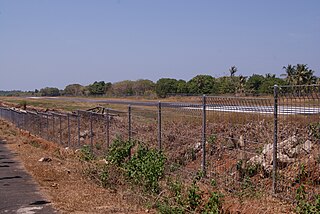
295;64;315;85
238;75;247;94
229;66;237;77
282;64;296;85
265;73;276;79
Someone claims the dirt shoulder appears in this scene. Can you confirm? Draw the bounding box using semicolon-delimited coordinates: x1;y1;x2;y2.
0;119;150;214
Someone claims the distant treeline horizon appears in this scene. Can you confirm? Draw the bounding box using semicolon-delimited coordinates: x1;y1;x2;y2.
1;64;318;98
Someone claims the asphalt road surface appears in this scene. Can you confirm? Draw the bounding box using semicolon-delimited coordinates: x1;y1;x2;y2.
0;141;56;214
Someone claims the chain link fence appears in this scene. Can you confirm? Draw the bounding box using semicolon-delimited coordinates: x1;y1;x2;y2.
0;84;319;202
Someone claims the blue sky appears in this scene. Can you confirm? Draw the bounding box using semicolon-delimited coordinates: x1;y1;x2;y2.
1;0;320;90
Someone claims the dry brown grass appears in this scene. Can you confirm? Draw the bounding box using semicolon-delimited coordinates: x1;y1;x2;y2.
0;119;152;214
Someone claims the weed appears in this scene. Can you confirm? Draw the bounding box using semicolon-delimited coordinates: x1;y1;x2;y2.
202;192;223;214
194;170;205;181
29;140;40;148
210;179;217;187
168;178;184;206
99;165;109;188
157;201;184;214
236;160;260;180
295;185;320;214
208;134;217;145
19;100;27;110
295;163;308;184
80;145;95;161
309;122;320;140
95;142;102;151
187;182;202;211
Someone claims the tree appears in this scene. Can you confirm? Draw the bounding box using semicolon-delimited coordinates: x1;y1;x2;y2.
282;64;316;85
245;74;265;94
155;78;179;98
216;76;237;94
282;64;296;85
88;81;107;95
237;75;247;94
131;79;155;96
229;66;237;77
187;75;217;95
258;76;285;94
295;64;316;85
40;87;60;96
64;84;84;96
176;79;189;94
110;80;134;96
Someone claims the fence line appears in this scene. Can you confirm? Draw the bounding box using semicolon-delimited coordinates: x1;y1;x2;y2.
0;84;319;202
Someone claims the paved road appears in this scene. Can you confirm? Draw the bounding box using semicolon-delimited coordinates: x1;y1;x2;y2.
0;141;56;214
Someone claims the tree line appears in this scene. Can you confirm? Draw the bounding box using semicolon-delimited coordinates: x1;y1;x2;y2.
1;64;318;98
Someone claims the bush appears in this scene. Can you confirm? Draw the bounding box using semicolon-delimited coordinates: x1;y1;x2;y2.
125;144;166;193
107;138;135;166
79;145;95;161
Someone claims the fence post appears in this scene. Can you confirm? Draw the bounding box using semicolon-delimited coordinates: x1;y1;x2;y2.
90;112;94;152
59;114;62;145
77;111;81;147
128;105;132;141
46;114;49;140
23;112;26;131
67;113;70;147
273;85;279;194
202;95;207;176
52;114;55;143
105;108;110;149
158;101;162;150
39;113;42;137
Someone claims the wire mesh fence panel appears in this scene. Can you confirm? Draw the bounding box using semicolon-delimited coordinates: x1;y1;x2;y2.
68;113;78;148
131;106;158;149
91;113;107;156
78;111;93;150
108;110;129;144
276;85;320;201
161;101;203;182
206;96;274;195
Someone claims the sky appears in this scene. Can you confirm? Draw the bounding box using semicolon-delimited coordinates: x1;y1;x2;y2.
1;0;320;91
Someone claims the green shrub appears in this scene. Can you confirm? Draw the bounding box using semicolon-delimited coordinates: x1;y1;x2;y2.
124;144;166;193
296;185;320;214
157;201;185;214
107;138;135;166
202;192;223;214
187;182;202;211
79;145;95;161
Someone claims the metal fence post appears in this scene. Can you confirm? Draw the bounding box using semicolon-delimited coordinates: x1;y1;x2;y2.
202;95;207;176
52;114;55;143
67;113;70;147
273;85;279;194
90;112;93;152
46;114;49;140
158;101;162;150
105;108;110;149
59;114;62;145
77;111;81;147
128;105;132;141
39;113;42;137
